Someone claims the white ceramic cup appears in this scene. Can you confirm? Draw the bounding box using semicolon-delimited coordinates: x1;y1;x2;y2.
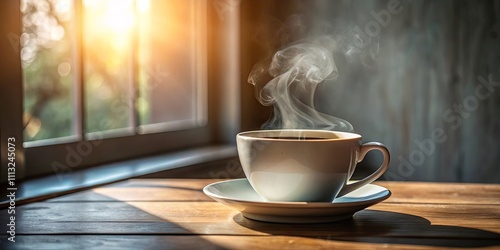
236;129;390;202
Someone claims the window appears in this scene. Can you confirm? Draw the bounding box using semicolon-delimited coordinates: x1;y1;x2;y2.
1;0;240;180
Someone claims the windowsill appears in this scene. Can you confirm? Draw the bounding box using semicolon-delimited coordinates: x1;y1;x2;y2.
0;144;236;208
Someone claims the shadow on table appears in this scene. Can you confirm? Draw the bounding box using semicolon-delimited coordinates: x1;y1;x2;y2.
233;209;500;248
0;191;225;250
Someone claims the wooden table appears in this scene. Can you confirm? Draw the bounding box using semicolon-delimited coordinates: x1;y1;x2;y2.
1;179;499;249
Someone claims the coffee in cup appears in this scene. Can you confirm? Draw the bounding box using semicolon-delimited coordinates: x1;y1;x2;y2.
236;129;390;202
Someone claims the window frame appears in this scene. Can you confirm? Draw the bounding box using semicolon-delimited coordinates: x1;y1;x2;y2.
1;0;26;183
1;0;243;181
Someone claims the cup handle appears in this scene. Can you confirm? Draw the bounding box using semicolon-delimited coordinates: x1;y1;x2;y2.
336;142;390;197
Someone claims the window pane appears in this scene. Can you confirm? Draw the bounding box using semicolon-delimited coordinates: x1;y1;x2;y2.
22;0;77;142
137;0;207;132
83;0;134;134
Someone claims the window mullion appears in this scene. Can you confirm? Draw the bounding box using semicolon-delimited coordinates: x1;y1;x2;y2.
75;0;85;140
131;0;140;134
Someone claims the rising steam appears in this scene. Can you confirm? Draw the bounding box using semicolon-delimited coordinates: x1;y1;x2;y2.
248;37;354;132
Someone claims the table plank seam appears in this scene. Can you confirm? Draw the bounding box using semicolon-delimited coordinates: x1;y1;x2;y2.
42;200;217;203
31;201;500;206
7;233;500;240
383;201;500;206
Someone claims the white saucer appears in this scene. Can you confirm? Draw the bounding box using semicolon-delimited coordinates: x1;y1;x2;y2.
203;178;391;223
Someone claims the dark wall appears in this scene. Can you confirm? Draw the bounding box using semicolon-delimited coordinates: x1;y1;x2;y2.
241;0;500;183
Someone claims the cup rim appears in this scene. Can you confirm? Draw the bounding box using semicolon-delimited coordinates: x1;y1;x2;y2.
236;129;361;141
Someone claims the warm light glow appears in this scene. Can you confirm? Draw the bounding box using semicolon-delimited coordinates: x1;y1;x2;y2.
137;0;151;13
82;0;150;77
104;3;135;33
84;0;136;37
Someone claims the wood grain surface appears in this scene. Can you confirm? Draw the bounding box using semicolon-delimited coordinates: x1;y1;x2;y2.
1;179;499;249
